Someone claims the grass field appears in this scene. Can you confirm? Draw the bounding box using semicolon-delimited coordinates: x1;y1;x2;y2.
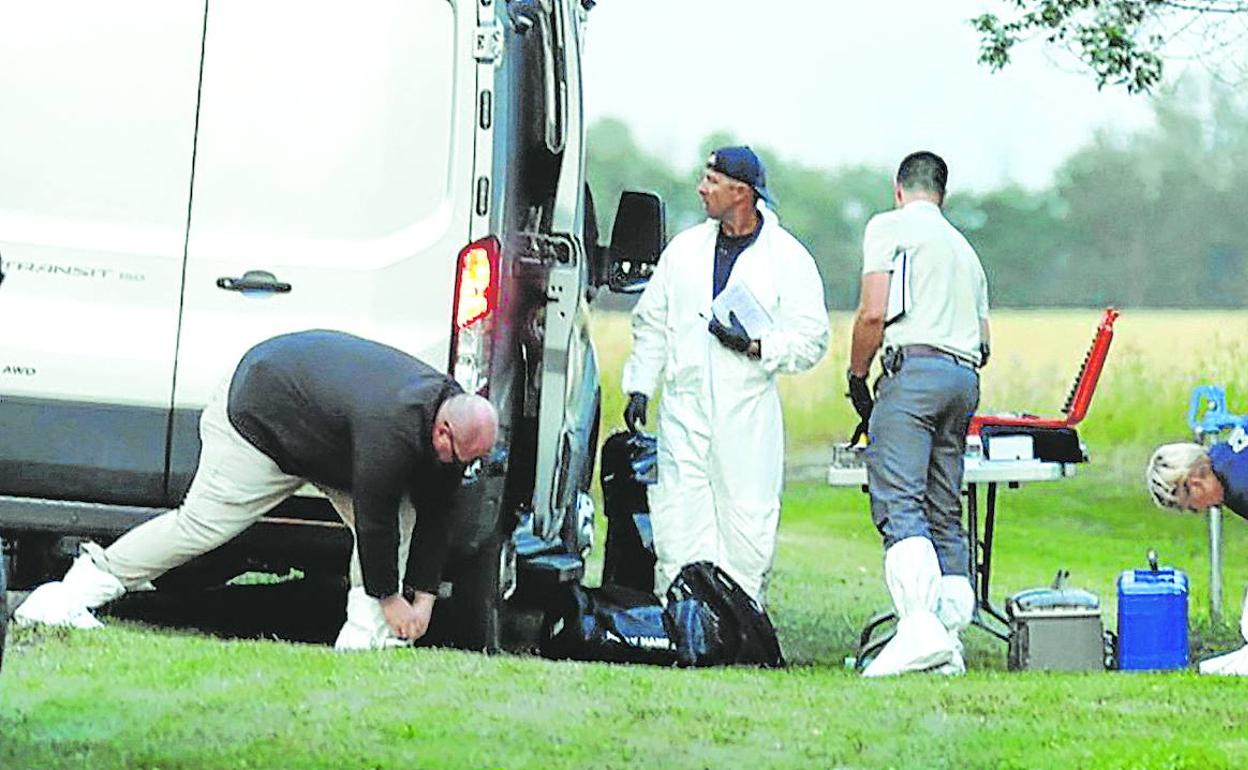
4;309;1248;769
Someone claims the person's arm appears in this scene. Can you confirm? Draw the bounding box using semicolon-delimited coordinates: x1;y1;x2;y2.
979;318;992;366
757;242;829;375
403;472;457;597
849;273;889;377
978;262;992;366
351;461;406;601
849;215;896;377
350;431;420;601
352;450;440;641
621;244;673;400
388;479;453;643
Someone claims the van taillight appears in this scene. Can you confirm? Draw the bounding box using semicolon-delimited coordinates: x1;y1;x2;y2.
454;236;500;329
449;236;500;394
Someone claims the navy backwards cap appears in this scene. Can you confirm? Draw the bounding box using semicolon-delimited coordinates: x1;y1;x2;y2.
707;145;772;204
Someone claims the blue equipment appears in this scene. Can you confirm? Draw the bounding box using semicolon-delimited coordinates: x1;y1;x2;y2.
1116;551;1188;670
1188;385;1248;440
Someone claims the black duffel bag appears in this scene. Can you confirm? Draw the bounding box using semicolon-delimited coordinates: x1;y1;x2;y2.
665;561;785;668
539;561;784;669
600;431;657;593
539;582;677;666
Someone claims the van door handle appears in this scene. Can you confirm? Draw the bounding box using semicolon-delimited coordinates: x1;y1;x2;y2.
216;270;292;294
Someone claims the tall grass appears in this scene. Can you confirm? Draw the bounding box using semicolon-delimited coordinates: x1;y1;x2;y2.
593;309;1248;477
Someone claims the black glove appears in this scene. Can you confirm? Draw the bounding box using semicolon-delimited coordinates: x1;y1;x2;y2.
979;341;991;368
708;311;752;354
846;370;874;423
624;392;648;433
848;419;869;448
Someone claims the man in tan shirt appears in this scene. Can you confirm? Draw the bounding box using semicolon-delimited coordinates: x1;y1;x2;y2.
847;151;990;677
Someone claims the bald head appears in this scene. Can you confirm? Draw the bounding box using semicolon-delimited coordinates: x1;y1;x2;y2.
432;394;498;465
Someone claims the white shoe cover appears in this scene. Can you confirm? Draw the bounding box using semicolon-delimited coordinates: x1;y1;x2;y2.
1200;589;1248;675
14;583;104;629
1240;588;1248;645
935;649;967;676
1200;645;1248;675
863;537;957;677
935;575;975;633
334;587;411;651
932;575;975;675
13;553;125;629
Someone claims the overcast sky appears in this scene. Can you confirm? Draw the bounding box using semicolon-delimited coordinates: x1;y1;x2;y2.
581;0;1162;192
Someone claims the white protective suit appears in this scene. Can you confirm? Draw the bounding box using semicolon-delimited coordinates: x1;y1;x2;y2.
622;203;828;602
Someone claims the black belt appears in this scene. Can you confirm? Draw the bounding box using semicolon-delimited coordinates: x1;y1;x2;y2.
884;344;978;374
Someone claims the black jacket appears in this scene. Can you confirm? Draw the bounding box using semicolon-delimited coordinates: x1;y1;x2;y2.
227;330;463;597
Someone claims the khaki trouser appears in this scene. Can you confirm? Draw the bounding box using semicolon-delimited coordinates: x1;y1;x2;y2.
89;378;414;592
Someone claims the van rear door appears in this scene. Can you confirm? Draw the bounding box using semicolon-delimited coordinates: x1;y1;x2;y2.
0;2;204;505
169;1;477;495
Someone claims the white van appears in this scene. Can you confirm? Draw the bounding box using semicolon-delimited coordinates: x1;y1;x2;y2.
0;0;663;649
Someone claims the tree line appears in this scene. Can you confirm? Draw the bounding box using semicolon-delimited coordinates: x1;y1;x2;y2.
587;80;1248;310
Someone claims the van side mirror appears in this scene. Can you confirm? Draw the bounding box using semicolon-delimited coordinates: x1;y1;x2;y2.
607;191;665;294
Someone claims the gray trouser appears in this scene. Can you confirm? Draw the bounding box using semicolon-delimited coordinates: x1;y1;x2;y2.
865;355;980;576
90;377;414;592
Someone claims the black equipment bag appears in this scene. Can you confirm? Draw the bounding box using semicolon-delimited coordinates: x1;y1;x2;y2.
539;582;677;666
600;431;657;593
665;561;785;668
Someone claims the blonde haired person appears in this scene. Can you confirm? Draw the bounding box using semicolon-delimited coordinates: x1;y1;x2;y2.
1147;436;1248;674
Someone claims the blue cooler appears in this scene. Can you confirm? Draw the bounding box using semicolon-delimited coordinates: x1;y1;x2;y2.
1116;554;1188;671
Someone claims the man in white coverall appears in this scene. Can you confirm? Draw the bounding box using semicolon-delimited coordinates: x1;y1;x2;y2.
847;151;990;676
622;146;828;603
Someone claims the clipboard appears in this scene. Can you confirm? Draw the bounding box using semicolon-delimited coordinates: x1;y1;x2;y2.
885;248;910;327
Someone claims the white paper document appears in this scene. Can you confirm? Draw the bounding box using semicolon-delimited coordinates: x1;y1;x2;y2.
711;282;773;338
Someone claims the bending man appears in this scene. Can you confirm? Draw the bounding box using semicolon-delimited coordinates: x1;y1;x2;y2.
622;146;828;603
16;330;498;650
848;151;990;677
1148;438;1248;674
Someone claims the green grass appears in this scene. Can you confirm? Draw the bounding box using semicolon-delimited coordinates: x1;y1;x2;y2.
3;474;1247;769
6;309;1248;768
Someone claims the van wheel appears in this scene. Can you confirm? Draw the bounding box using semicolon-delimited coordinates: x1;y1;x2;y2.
443;535;504;653
6;534;61;590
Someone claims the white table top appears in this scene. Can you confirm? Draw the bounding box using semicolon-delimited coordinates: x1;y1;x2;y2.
826;455;1078;487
